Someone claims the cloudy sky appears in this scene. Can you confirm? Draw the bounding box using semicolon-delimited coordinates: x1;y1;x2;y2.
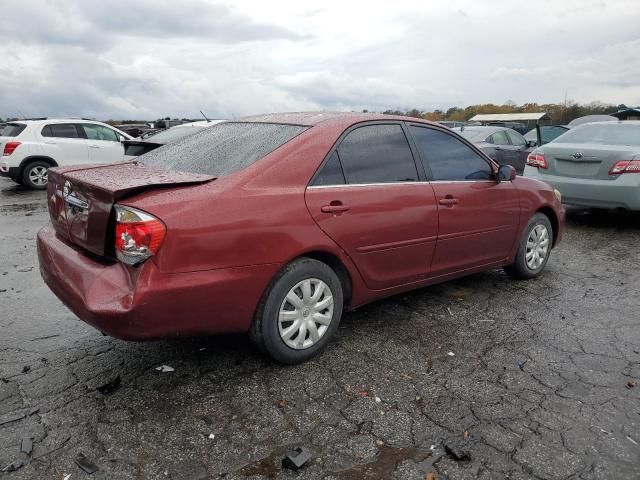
1;0;638;119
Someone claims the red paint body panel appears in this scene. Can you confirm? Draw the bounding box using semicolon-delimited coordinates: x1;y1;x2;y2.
305;183;438;289
36;112;566;341
430;181;520;275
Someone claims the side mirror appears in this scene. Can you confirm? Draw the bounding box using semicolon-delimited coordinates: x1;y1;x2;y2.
119;135;126;143
497;164;516;182
527;139;538;148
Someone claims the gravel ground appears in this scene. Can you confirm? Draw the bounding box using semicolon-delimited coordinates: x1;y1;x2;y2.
0;177;638;479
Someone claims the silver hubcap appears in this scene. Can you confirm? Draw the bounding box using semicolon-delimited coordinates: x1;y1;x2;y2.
29;166;48;186
525;224;550;270
278;278;334;350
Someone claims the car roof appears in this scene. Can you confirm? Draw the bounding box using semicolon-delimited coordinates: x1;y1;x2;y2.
16;118;112;126
238;111;437;127
453;126;509;135
574;120;640;126
172;120;226;128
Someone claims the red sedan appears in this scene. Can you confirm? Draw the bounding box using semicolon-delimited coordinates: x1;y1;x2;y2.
37;113;565;364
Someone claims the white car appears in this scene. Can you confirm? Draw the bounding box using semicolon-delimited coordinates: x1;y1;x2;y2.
0;119;133;189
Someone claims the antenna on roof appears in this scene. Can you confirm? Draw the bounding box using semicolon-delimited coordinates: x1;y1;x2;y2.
200;110;211;123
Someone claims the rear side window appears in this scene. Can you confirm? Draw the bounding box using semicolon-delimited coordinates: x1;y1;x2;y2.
140;122;307;176
42;124;81;139
312;151;345;186
1;123;26;137
337;124;418;184
410;126;493;181
82;124;119;142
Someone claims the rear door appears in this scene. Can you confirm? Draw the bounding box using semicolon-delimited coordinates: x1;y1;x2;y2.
40;123;89;165
81;124;125;163
305;122;438;290
408;125;520;276
504;129;530;174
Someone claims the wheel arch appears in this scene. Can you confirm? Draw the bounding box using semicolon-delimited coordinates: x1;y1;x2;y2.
285;250;354;308
536;206;559;247
19;156;58;175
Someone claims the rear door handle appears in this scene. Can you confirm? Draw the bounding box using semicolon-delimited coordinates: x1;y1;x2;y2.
439;197;459;206
88;145;100;148
321;203;350;213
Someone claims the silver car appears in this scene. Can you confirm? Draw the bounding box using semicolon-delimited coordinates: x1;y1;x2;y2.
524;121;640;210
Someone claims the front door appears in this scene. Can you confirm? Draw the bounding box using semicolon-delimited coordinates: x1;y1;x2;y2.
408;125;520;276
305;123;438;290
81;124;125;164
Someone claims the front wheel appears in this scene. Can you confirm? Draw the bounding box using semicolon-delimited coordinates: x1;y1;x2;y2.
249;258;343;364
21;161;50;190
504;213;553;279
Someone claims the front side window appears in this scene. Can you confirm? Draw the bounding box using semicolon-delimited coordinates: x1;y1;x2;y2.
82;124;119;142
506;129;526;147
489;131;510;145
41;124;81;139
410;126;493;181
337;124;418;184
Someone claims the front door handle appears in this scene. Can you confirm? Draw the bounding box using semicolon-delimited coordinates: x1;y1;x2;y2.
321;202;350;214
88;145;100;148
439;197;459;206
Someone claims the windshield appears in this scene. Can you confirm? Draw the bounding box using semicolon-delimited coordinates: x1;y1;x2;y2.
552;123;640;146
454;128;490;142
140;122;308;176
145;125;207;144
1;123;27;137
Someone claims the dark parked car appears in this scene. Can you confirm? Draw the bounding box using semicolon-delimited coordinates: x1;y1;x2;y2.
484;121;528;134
524;125;569;146
453;126;535;174
37;113;564;364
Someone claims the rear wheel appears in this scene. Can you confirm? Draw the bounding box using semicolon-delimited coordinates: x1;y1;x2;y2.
504;213;553;279
21;161;50;190
250;258;343;364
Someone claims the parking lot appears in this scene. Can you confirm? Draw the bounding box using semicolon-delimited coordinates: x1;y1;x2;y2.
0;176;638;479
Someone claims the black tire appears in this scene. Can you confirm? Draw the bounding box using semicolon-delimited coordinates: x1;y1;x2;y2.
249;257;344;364
21;161;50;190
504;212;553;280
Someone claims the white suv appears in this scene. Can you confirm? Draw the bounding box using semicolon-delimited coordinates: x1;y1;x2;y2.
0;119;133;189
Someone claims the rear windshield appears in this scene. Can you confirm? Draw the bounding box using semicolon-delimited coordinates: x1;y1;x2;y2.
1;123;26;137
139;122;308;176
145;125;206;144
552;123;640;147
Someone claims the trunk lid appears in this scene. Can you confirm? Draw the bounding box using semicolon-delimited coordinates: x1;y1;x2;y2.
541;143;640;180
47;162;215;257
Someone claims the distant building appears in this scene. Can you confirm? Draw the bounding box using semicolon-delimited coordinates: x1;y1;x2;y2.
611;107;640;121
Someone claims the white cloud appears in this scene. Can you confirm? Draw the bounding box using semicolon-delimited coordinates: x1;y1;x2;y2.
0;0;638;119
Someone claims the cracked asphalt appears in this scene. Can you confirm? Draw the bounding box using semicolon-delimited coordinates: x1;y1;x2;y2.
0;176;639;479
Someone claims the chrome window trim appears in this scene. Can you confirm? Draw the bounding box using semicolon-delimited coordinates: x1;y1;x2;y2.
307;180;498;189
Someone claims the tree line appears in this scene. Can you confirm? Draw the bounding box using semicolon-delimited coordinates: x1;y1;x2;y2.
380;101;629;125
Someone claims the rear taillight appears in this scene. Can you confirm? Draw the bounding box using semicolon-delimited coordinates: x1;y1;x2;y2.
526;152;548;169
114;205;166;265
3;141;21;156
609;160;640;175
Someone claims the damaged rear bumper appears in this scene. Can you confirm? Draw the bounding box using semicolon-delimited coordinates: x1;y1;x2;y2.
37;224;279;340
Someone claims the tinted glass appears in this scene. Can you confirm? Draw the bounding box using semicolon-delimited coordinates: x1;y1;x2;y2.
454;128;488;142
490;131;510;145
1;123;26;137
140;122;307;176
337;124;418;184
42;124;80;138
552;123;640;146
82;124;119;142
312;151;345;186
505;129;526;147
410;126;493;181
